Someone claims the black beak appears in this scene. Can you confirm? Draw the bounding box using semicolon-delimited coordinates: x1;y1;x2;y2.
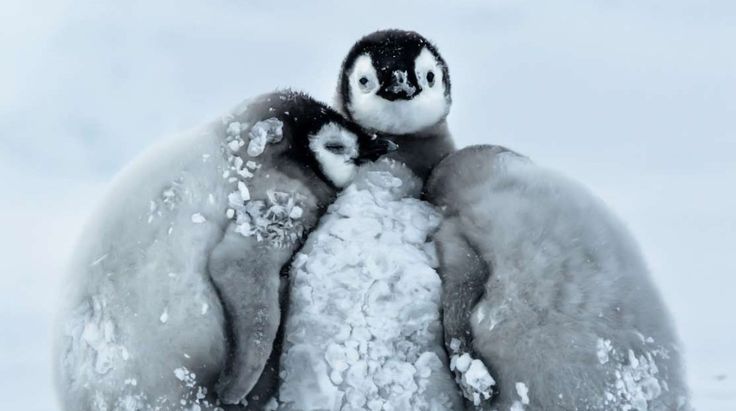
357;136;398;163
376;70;421;101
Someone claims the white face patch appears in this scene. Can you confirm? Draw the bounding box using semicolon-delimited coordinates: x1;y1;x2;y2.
350;54;380;95
308;122;360;188
347;48;450;135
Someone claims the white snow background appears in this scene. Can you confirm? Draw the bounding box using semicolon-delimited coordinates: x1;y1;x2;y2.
1;0;734;409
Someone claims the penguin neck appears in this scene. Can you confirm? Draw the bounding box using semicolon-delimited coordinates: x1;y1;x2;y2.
383;120;455;182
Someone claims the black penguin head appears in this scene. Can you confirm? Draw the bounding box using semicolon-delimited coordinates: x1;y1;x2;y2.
338;30;452;135
255;91;396;188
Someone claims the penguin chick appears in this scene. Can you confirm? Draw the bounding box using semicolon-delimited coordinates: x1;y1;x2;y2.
426;145;690;410
208;91;394;405
54;89;393;411
337;29;455;180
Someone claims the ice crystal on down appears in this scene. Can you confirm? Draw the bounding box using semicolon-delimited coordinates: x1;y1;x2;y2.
159;308;169;324
65;296;222;410
232;156;254;179
224;120;248;155
228;189;305;247
170;367;220;410
594;337;668;410
70;296;130;376
448;338;495;406
597;338;613;365
516;382;530;405
247;118;283;157
237;181;251;201
147;179;183;223
221;116;298;246
510;400;525;411
277;160;462;410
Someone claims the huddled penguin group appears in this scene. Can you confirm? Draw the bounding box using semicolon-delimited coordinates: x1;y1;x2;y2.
55;30;691;410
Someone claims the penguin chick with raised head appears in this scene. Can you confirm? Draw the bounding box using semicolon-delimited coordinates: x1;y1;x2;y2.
426;145;690;410
209;91;394;405
337;29;455;180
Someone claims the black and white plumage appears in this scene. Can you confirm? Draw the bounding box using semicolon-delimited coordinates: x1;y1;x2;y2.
427;145;690;410
336;29;455;180
54;90;393;411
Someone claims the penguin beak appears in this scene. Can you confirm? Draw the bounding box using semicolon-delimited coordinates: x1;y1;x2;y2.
377;70;421;101
357;136;398;163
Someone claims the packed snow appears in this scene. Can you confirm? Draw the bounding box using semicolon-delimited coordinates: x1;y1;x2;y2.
515;382;529;405
277;159;463;410
247;118;284;157
221;117;307;247
595;336;672;410
448;337;495;406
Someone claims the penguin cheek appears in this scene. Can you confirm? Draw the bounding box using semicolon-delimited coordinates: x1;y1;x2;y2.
316;151;357;188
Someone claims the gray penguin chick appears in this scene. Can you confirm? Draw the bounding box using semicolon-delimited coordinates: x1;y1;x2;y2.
426;145;690;410
54;90;393;411
336;29;455;181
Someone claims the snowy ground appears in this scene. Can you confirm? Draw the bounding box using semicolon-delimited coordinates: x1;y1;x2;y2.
1;0;734;410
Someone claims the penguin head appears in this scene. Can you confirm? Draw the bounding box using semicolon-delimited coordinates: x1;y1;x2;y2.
338;29;451;135
304;117;396;188
258;91;396;189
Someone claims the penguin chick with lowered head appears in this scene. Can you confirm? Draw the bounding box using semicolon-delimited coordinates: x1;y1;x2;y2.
55;90;394;411
209;91;395;405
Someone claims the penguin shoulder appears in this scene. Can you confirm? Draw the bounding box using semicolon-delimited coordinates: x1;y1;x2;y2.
426;144;524;213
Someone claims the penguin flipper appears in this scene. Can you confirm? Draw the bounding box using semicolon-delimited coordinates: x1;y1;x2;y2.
434;219;487;353
433;218;497;406
207;224;294;405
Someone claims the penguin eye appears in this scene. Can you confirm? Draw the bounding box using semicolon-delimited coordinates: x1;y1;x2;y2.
426;71;435;86
325;143;347;154
356;75;376;93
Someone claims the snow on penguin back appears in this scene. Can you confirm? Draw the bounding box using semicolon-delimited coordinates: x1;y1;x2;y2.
276;159;463;411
